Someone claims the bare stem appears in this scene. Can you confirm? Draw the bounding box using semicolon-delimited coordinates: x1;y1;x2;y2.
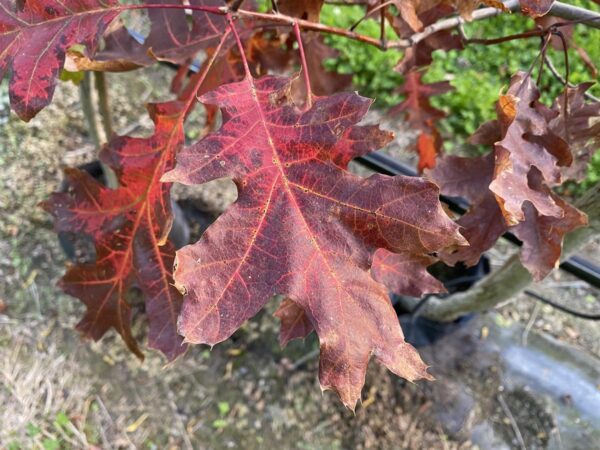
543;53;600;102
94;71;114;139
293;21;313;109
227;14;252;79
349;0;394;31
180;27;232;116
79;72;100;149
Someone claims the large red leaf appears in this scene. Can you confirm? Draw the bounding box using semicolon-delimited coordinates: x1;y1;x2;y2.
43;101;187;360
163;75;465;409
0;0;121;120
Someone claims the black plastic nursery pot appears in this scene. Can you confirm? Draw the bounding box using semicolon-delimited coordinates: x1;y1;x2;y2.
395;257;491;348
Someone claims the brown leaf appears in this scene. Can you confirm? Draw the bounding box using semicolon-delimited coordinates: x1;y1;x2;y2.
519;0;555;18
513;170;587;280
0;0;121;120
549;83;600;182
489;72;571;225
427;153;508;266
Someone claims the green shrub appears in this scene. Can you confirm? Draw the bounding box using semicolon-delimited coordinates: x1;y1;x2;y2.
318;2;599;186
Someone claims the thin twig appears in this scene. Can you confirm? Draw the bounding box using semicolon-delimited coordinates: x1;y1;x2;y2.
79;72;100;149
348;0;394;31
290;348;320;371
94;72;113;139
122;1;600;52
227;14;252;78
498;393;527;450
543;53;600;102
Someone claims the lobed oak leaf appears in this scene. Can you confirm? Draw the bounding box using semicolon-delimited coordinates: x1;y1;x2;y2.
164;75;465;408
513;170;587;280
85;0;228;71
0;0;121;120
43;101;188;361
489;72;571;225
427;153;508;266
389;71;451;172
428;78;591;279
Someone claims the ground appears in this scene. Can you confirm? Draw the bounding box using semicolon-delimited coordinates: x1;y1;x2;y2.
1;67;599;449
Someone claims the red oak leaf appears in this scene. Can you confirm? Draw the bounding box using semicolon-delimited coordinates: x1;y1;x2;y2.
489;72;571;225
427;153;508;266
42;101;187;360
512;170;587;280
0;0;120;120
77;0;228;72
389;72;451;127
163;75;465;409
389;71;451;172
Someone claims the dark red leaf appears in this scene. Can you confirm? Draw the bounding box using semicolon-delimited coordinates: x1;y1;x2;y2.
389;4;463;75
549;83;600;182
427;153;508;266
43;101;187;360
389;71;451;172
0;0;120;120
164;75;465;409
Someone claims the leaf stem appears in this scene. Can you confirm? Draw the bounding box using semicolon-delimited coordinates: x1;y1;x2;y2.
180;28;232;116
292;21;313;109
348;0;394;32
227;14;252;79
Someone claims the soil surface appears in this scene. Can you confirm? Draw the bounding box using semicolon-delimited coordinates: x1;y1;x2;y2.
1;67;599;449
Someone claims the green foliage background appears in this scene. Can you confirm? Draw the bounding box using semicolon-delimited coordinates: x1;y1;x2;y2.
319;2;600;188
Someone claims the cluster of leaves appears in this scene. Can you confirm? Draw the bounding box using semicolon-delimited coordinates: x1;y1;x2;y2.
1;0;599;409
